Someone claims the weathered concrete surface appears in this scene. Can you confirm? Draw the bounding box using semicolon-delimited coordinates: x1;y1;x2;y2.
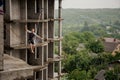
0;13;3;71
3;0;63;79
4;54;31;70
48;0;55;79
0;54;33;80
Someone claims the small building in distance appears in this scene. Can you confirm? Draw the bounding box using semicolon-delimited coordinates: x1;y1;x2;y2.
103;38;120;55
94;70;106;80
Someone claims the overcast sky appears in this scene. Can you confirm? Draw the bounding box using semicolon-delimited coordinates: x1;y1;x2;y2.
60;0;120;9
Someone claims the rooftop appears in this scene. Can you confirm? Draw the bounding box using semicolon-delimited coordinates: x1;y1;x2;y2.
94;70;106;80
103;38;120;52
104;38;120;43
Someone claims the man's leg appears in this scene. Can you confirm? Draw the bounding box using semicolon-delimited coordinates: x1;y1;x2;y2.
32;45;35;53
30;44;34;53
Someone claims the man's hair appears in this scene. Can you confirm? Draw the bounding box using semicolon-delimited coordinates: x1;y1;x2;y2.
31;28;35;30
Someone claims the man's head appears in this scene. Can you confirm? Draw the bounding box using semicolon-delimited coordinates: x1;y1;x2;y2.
31;28;35;33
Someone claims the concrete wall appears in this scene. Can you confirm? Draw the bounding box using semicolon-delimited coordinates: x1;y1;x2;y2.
5;0;27;60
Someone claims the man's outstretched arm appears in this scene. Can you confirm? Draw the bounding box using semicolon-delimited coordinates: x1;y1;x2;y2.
34;33;43;40
25;24;31;33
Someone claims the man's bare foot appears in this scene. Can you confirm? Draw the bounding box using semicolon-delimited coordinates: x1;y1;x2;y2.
31;50;34;54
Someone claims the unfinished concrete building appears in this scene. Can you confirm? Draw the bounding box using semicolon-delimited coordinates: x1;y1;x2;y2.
0;0;63;80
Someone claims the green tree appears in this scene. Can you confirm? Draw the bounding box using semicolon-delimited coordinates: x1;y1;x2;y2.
105;54;120;80
114;20;120;26
81;21;89;31
63;32;79;55
64;51;92;72
86;40;104;53
80;31;95;43
62;31;95;55
68;69;88;80
105;70;118;80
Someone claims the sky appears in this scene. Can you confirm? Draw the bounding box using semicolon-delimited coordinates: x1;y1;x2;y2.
60;0;120;9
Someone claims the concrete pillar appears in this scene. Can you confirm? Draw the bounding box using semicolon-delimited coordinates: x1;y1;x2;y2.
48;0;54;58
44;0;48;64
44;0;48;80
58;0;62;79
4;0;12;55
48;0;55;79
20;0;28;62
48;63;54;78
36;0;44;66
36;71;43;80
58;0;62;56
43;68;47;80
58;61;62;80
0;7;3;71
41;0;45;66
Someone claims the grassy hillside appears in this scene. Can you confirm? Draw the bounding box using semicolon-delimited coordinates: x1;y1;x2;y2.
55;9;120;35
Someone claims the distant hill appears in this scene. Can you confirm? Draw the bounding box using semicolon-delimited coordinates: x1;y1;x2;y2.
55;9;120;34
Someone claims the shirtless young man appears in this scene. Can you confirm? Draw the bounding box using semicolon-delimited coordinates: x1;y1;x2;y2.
25;25;43;53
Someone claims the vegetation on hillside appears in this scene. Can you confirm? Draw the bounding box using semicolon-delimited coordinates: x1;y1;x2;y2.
56;9;120;80
55;9;120;39
62;32;120;80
